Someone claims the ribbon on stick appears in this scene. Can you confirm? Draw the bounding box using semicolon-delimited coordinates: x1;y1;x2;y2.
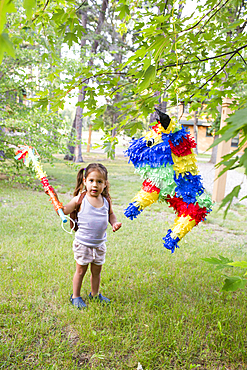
15;145;69;225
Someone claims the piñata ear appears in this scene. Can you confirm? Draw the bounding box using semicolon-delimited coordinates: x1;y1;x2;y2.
155;108;171;130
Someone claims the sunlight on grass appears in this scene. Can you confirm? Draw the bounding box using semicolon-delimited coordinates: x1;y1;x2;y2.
1;155;247;369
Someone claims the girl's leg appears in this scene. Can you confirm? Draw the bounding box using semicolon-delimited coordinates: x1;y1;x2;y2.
90;263;102;296
72;262;88;298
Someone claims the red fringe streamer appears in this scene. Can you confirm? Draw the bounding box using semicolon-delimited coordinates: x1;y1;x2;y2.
152;123;161;133
166;195;208;225
40;177;63;211
16;149;28;161
169;135;197;157
40;177;55;192
142;180;161;194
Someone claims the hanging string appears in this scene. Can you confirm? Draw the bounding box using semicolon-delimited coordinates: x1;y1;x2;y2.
172;0;180;122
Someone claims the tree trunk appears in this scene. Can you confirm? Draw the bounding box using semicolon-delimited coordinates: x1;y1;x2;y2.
109;29;124;158
149;92;162;124
87;124;92;152
65;10;87;161
209;135;219;164
64;116;76;160
73;10;88;163
90;0;109;58
193;110;198;155
209;100;222;164
111;94;119;159
209;8;241;164
71;0;109;162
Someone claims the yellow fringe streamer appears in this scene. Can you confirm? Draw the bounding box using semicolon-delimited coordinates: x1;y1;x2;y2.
144;128;163;146
171;152;198;177
132;189;159;209
163;118;177;134
144;120;177;145
171;215;196;239
35;163;47;179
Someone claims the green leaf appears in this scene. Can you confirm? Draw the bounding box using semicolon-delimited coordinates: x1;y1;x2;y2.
228;261;247;269
239;148;247;170
222;276;247;291
0;0;16;33
142;56;151;72
121;47;147;70
0;32;15;63
240;195;247;202
63;32;78;48
202;255;233;270
218;185;241;218
217;157;239;178
51;9;67;24
137;65;156;92
117;4;130;20
215;147;239;164
23;0;36;19
57;24;67;36
93;118;104;130
212;107;247;148
34;98;49;110
146;35;170;61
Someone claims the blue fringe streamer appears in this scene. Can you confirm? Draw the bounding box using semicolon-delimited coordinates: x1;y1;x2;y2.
124;202;143;220
125;136;174;168
163;229;180;253
174;172;204;204
168;126;188;146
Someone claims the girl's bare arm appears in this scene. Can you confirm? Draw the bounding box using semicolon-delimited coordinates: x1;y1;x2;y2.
108;200;122;232
63;196;78;215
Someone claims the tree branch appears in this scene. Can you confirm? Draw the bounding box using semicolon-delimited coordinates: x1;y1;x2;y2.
189;51;237;99
75;0;88;12
163;0;169;14
195;0;232;37
32;0;50;23
237;51;247;65
180;0;227;34
158;43;247;70
110;80;135;96
236;20;247;34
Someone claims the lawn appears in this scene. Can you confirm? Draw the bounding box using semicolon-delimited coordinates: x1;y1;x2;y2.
1;154;247;370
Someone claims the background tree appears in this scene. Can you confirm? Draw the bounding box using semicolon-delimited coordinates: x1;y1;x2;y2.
64;0;109;162
2;0;247;205
0;0;84;179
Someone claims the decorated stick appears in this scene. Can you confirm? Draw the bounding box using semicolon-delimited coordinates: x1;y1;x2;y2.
15;145;67;223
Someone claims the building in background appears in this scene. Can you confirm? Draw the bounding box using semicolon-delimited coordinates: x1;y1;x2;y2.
178;102;240;154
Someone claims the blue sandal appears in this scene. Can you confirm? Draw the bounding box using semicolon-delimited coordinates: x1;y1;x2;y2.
89;292;110;304
70;294;87;309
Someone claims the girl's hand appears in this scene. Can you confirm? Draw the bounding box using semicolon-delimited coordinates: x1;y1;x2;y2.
112;222;122;232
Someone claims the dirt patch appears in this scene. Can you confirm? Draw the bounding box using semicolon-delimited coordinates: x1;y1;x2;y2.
0;174;8;180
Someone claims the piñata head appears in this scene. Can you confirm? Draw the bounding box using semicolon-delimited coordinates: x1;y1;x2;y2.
124;110;213;253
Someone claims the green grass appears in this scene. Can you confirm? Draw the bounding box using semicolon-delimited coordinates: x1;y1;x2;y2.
1;154;247;369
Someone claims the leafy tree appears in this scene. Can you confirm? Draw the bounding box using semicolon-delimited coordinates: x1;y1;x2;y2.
2;0;247;199
0;0;81;180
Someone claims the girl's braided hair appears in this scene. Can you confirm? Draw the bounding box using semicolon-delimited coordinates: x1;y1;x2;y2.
73;163;111;199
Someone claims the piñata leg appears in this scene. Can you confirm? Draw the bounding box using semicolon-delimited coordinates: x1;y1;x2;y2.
164;194;212;253
124;180;160;219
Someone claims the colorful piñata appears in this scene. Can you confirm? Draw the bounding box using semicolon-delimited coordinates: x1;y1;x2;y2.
124;109;213;253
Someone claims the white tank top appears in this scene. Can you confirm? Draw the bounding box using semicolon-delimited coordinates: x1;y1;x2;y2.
75;194;109;248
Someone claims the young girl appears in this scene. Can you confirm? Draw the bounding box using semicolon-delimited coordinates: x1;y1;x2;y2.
63;163;122;309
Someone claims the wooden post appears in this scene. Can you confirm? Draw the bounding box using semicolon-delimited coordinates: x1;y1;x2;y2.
87;124;92;152
212;97;233;202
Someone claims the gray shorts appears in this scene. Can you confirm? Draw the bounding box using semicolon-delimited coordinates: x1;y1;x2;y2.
73;240;106;266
